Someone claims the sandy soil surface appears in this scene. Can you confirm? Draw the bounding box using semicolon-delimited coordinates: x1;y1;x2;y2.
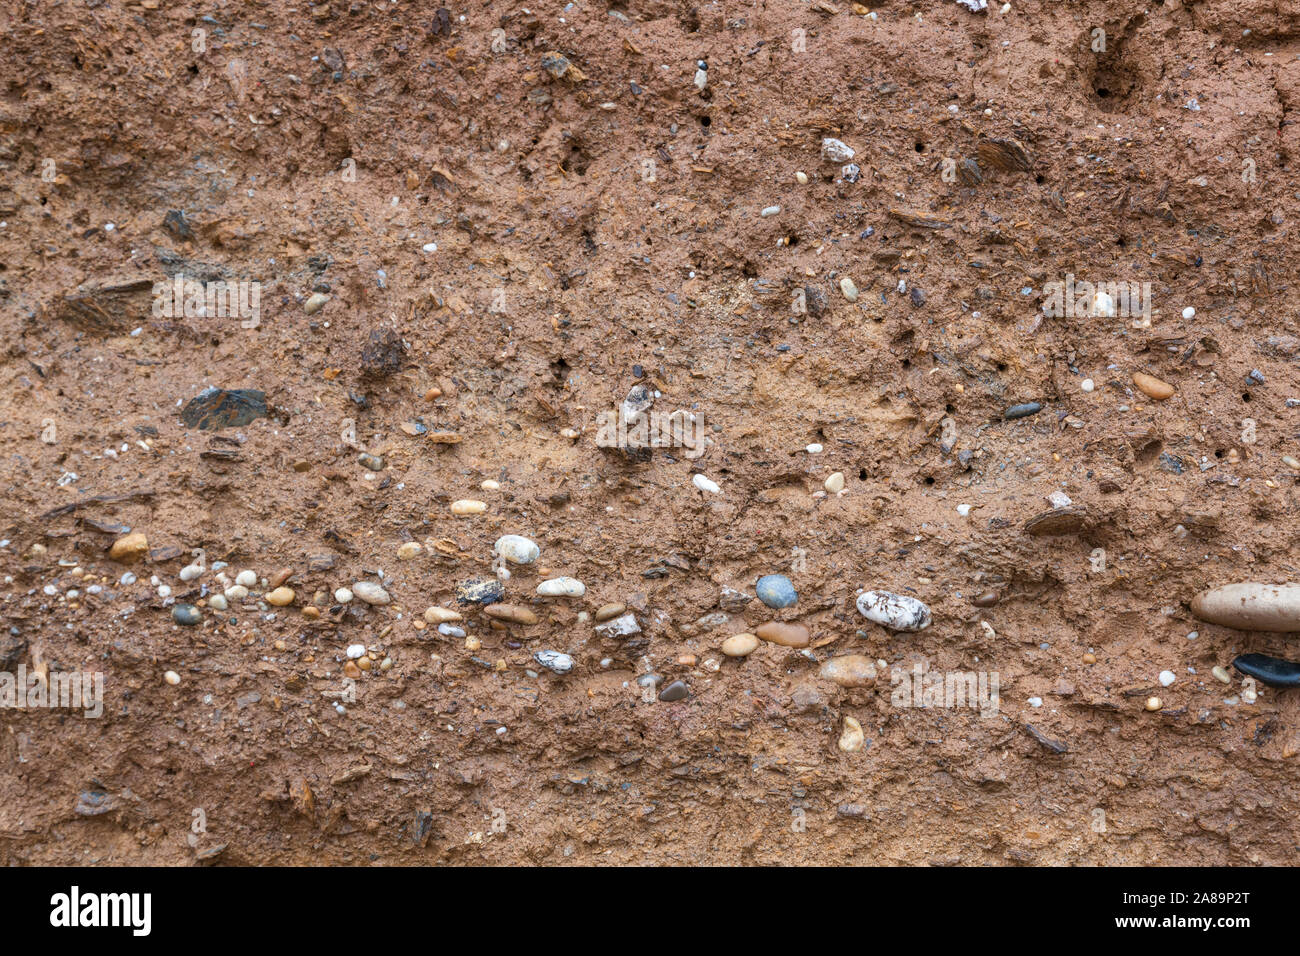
2;0;1300;865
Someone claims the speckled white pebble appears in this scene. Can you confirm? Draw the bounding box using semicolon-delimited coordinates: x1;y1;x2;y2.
1159;670;1176;686
494;534;540;564
538;577;586;597
692;474;720;494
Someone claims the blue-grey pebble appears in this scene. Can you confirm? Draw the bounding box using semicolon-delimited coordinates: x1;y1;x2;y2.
756;574;798;609
171;604;202;626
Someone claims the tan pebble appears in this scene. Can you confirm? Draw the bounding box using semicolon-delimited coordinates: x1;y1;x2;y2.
451;499;487;515
108;532;149;562
343;661;361;679
269;567;294;588
424;606;462;624
302;606;320;619
595;603;626;622
1145;696;1162;711
1082;652;1096;664
1212;665;1231;684
795;170;809;185
1132;372;1175;401
481;479;501;491
721;633;760;657
756;621;811;648
1284;456;1300;471
266;587;295;607
465;636;481;651
428;431;463;444
424;386;443;401
380;657;393;671
838;716;866;753
818;655;877;687
825;472;845;494
356;657;373;671
273;640;287;651
678;654;697;666
397;541;422;559
164;670;181;686
484;604;539;625
413;619;426;631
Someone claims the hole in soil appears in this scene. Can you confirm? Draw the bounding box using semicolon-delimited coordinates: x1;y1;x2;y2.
859;468;868;481
699;115;711;127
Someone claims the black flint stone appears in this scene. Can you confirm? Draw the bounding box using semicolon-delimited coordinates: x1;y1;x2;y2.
180;387;268;431
1233;653;1300;688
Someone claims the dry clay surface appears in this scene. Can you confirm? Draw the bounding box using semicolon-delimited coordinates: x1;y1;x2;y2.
2;0;1300;864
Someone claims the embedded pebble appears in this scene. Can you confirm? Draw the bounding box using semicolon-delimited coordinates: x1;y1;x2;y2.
457;577;504;605
755;621;811;648
451;499;487;515
109;532;149;562
1145;697;1162;712
825;472;845;493
1190;582;1300;632
534;650;574;674
164;670;181;686
822;137;856;163
352;581;391;605
224;585;249;601
537;577;586;597
397;542;421;559
1232;653;1300;688
494;534;540;564
484;603;539;625
208;594;228;611
1132;372;1175;401
595;603;627;622
720;633;759;657
235;570;258;588
839;276;859;301
657;680;689;702
692;473;720;494
334;587;354;604
594;612;641;639
358;452;385;472
856;590;932;631
303;292;330;314
346;644;366;659
755;574;798;609
438;623;465;638
1158;670;1176;687
424;606;462;624
1004;402;1042;420
818;655;878;687
838;716;865;752
1211;665;1232;684
179;564;203;582
171;604;201;626
265;586;295;607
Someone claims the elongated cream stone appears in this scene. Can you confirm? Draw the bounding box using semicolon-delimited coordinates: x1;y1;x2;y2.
484;603;538;625
1191;582;1300;632
451;499;487;515
756;621;811;648
818;655;877;687
1132;372;1175;401
424;606;462;624
537;577;586;597
839;716;865;752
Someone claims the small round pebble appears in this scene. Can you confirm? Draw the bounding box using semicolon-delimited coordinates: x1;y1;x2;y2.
164;670;181;686
266;586;295;607
235;570;257;588
721;633;759;657
335;587;354;604
171;604;202;626
1158;670;1176;687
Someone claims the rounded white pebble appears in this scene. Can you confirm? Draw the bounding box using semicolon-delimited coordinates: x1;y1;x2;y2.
1159;670;1176;687
825;472;845;494
1028;697;1042;708
235;570;257;588
179;564;203;582
537;577;586;597
1182;306;1195;319
806;443;823;454
494;534;540;564
956;504;972;517
1081;378;1095;392
224;584;249;601
795;171;809;185
351;581;391;605
164;671;181;685
346;644;366;659
208;594;228;611
334;587;354;604
692;473;721;494
481;479;501;491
